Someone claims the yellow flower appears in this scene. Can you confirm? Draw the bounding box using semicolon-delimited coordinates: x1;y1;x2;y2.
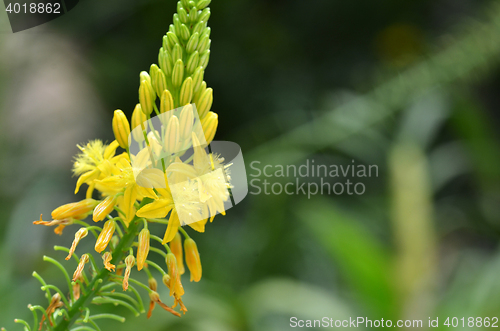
73;140;124;195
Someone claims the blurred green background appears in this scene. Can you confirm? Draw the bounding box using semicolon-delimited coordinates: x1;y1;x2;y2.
1;0;500;330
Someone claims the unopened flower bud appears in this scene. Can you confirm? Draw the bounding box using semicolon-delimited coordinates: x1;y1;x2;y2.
160;90;175;115
73;254;89;281
164;115;180;154
148;277;158;291
184;238;202;282
151;65;167;97
189;6;198;22
170;232;185;275
198;7;211;23
180;24;190;40
158;48;173;76
66;228;88;260
131;103;147;142
92;196;116;222
193;21;206;36
196;87;213;119
172;59;185;88
179;7;188;23
123;255;135;291
201;111;218;144
112;109;131;149
186;32;199;53
166;31;180;50
95;219;116;253
140;71;151;85
192;66;205;92
139;79;156;116
102;252;115;272
197;33;210;54
199;50;210;69
186;51;199;75
197;0;211;10
52;199;97;220
179;77;194;106
137;228;150;271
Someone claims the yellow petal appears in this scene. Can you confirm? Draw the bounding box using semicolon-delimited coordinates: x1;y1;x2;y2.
136;199;173;219
162;211;180;244
104;140;120;159
187;218;207;233
123;186;138;226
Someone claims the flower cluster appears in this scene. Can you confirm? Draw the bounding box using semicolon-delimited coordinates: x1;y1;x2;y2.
27;1;232;329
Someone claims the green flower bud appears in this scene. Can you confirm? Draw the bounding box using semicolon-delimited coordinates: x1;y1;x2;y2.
173;43;183;62
199;50;210;69
139;79;156;115
186;51;199;74
158;48;173;76
152;66;167;97
196;87;212;119
192;66;204;92
197;33;210;53
201;27;211;39
189;6;199;23
161;90;175;114
193;20;206;36
180;24;190;41
188;1;196;9
186;32;199;54
168;24;176;35
179;7;188;23
194;81;207;104
181;0;190;8
197;0;211;10
177;1;183;12
162;35;172;53
179;104;194;140
198;8;210;23
172;59;185;87
164;115;180;154
179;77;194;106
174;15;182;34
167;31;180;49
140;71;151;85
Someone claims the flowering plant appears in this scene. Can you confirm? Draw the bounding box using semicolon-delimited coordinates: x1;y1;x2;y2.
8;1;232;330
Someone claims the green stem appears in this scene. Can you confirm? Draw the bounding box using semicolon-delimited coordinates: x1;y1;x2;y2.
52;198;153;331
